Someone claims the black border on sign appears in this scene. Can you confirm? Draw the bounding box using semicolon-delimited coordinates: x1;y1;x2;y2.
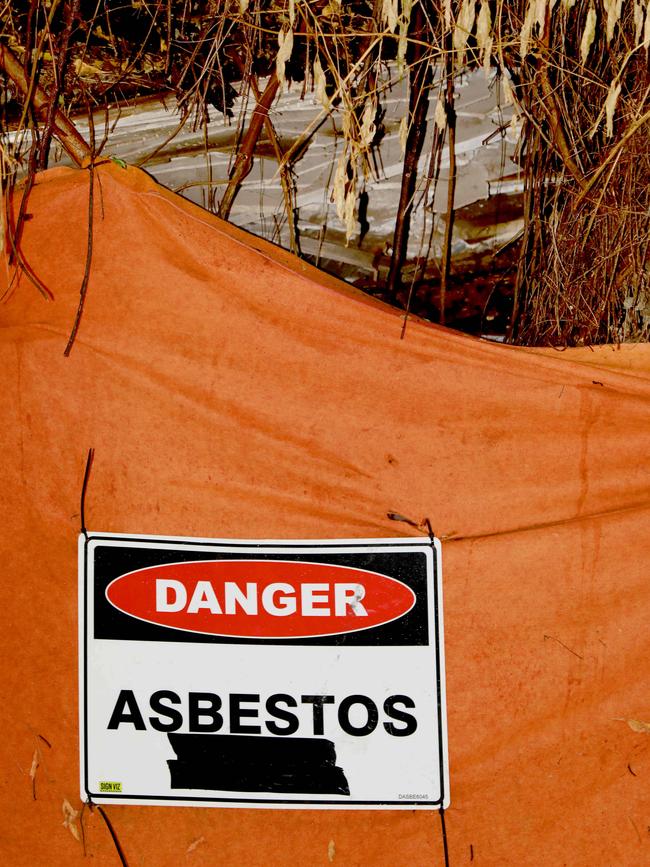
81;534;446;809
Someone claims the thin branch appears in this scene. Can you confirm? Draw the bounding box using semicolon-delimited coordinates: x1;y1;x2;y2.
386;5;432;298
64;162;95;355
217;72;279;220
0;42;91;166
438;48;457;327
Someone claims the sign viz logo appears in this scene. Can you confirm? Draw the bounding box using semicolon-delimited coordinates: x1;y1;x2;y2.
80;534;448;809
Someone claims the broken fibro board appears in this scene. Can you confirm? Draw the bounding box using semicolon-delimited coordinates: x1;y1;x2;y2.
2;162;650;865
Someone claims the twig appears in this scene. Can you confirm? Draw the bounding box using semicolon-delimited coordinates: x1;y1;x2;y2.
229;51;299;253
64;162;95;355
217;72;280;219
3;167;54;300
536;62;586;191
23;0;40;78
272;34;384;178
572;109;650;211
543;634;584;660
0;42;91;166
136;110;192;167
38;0;81;169
259;96;300;255
386;5;432;298
438;48;457;327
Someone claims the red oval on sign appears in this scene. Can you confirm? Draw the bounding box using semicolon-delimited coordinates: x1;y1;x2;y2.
105;560;415;638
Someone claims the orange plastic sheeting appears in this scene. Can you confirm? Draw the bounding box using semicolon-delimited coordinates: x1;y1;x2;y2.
1;163;649;866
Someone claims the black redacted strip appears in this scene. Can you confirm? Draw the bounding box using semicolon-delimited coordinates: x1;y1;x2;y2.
167;733;350;795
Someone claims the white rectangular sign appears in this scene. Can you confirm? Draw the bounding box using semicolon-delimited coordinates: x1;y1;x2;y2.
79;533;449;809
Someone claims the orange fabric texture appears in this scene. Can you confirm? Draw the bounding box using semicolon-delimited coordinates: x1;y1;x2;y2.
1;163;649;866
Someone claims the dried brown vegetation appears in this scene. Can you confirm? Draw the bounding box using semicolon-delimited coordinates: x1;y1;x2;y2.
0;1;648;345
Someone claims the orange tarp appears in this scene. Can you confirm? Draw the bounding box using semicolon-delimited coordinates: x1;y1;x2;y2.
1;163;649;866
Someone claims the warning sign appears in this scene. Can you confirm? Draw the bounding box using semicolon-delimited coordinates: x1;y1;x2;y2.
79;533;449;809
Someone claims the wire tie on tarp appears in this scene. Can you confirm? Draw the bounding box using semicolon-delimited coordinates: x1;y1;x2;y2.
80;447;95;537
424;517;450;867
388;512;449;866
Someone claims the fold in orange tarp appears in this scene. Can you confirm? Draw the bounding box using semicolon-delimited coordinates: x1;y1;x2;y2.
1;163;649;866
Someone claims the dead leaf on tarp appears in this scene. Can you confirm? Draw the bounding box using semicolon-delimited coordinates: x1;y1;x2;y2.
186;836;205;854
29;749;39;799
328;839;336;862
616;718;650;733
62;799;81;841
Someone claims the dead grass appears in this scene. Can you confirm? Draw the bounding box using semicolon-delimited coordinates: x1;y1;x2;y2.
0;1;648;345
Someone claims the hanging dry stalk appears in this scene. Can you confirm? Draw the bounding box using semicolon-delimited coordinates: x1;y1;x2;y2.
0;0;647;345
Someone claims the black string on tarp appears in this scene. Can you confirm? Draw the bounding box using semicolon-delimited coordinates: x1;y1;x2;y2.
388;512;451;867
80;447;95;537
424;518;450;867
80;450;130;867
85;801;130;867
438;791;451;867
